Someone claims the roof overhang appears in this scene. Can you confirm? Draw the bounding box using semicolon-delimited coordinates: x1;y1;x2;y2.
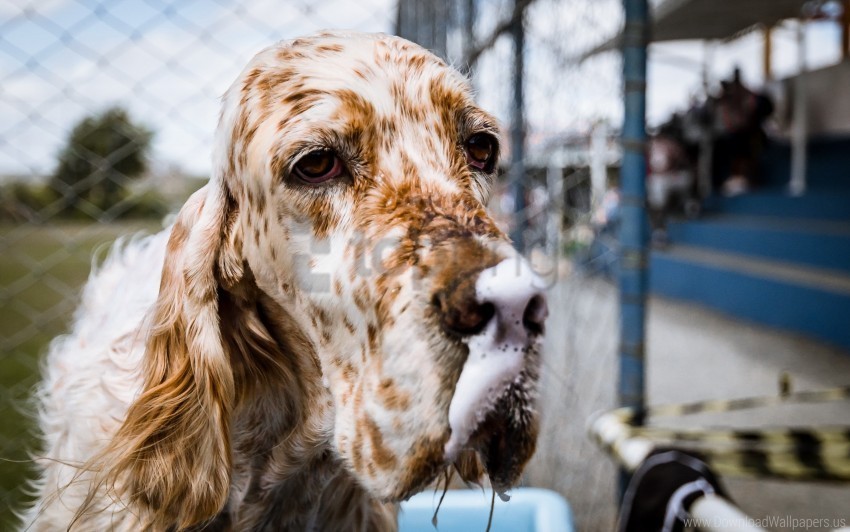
581;0;808;60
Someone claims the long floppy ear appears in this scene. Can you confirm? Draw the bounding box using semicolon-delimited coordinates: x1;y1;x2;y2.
99;182;240;529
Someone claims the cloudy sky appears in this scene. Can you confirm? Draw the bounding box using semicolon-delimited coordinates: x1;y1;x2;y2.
0;0;844;177
0;0;396;177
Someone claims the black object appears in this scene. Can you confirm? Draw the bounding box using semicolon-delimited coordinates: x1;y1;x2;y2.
618;449;730;532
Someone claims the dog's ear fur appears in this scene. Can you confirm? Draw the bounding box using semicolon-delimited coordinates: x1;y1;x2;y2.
94;183;241;529
73;70;254;530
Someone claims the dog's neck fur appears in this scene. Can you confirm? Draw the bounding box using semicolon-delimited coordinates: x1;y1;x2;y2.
215;274;396;530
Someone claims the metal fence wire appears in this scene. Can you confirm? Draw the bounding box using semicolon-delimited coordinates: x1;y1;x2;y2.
0;1;623;530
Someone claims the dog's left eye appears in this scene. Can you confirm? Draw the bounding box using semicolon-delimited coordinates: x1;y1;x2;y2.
293;150;344;184
464;133;497;172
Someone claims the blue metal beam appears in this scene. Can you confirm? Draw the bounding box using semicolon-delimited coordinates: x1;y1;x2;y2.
619;0;649;414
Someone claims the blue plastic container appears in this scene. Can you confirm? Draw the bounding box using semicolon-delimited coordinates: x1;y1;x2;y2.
398;488;574;532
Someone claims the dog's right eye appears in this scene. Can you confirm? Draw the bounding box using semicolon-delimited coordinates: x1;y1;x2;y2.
293;150;344;184
464;133;497;173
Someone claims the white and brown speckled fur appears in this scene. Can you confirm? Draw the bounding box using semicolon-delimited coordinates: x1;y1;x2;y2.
22;32;544;531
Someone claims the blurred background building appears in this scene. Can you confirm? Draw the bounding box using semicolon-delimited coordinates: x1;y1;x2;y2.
2;1;849;530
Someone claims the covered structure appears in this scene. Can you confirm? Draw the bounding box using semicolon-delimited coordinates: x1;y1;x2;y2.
585;0;850;195
583;0;813;59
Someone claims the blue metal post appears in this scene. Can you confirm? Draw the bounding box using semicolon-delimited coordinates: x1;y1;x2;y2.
619;0;648;416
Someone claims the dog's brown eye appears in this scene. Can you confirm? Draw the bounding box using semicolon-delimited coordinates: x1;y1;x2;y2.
293;150;344;183
465;133;496;171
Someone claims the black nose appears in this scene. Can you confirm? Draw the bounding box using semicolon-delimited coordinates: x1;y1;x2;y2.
522;294;547;336
433;275;496;337
433;270;547;338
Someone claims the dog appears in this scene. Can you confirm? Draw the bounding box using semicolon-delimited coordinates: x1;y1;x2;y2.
22;31;547;530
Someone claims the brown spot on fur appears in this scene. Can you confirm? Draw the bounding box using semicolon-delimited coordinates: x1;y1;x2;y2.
373;276;403;325
315;43;345;54
377;378;410;411
353;284;369;312
241;67;263;94
363;415;397;470
315;306;331;327
342;361;357;381
366;323;379;354
351;436;364;475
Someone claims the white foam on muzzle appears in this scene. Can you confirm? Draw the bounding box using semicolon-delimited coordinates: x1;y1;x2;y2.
444;257;547;460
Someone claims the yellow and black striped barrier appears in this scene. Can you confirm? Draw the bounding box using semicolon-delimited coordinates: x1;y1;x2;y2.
589;386;850;481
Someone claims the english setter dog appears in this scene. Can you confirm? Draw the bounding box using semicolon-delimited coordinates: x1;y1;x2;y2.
23;31;547;531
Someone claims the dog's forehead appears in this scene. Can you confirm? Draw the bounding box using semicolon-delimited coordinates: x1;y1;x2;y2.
243;33;477;123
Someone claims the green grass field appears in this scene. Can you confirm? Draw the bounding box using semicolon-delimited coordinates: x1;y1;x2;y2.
0;220;161;528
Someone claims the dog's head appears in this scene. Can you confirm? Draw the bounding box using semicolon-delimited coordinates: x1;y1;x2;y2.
104;32;547;528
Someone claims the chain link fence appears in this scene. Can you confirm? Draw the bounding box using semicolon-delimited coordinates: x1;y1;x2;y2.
0;1;623;529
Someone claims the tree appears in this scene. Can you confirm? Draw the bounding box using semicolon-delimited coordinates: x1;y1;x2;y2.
52;106;153;216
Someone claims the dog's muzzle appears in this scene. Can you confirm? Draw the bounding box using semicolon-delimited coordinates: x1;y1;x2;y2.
439;256;547;464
